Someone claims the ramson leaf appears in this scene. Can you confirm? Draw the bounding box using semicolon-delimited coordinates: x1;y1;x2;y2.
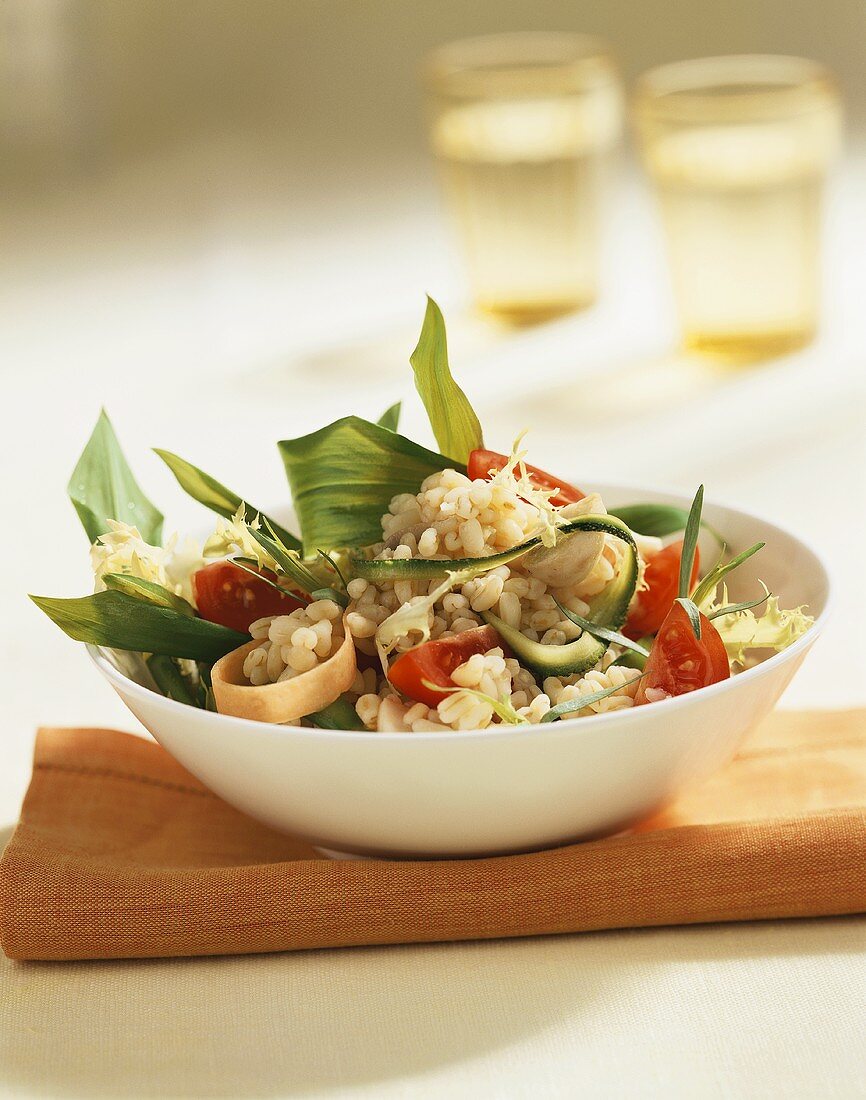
409;296;483;463
154;449;301;550
102;574;196;617
278;416;452;555
31;590;247;662
68;410;163;545
377;402;402;432
609;502;723;545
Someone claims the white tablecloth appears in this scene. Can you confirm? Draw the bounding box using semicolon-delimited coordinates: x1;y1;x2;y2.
1;135;864;1098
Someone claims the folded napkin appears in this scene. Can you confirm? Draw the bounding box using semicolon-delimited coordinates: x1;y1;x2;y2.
1;710;864;961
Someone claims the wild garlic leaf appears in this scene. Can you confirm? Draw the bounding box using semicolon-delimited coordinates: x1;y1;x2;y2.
102;574;196;617
610;502;723;545
278;415;452;554
409;296;483;463
30;590;247;662
155;449;301;551
377;402;402;432
68;410;163;545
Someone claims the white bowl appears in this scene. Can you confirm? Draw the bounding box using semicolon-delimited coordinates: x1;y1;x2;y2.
89;483;830;858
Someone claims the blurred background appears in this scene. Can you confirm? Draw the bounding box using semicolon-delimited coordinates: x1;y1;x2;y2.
1;2;864;810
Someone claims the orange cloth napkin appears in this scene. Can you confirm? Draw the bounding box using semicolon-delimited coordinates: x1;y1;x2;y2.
1;710;864;961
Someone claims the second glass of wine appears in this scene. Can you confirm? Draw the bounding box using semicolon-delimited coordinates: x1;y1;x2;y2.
425;33;623;324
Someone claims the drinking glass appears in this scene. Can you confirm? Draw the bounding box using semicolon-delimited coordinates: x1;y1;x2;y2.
425;33;623;324
634;55;842;361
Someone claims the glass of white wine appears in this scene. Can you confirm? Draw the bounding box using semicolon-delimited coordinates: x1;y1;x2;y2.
634;55;843;362
425;34;623;325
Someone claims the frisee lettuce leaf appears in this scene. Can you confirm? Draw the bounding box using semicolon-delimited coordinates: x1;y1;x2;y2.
376;569;473;656
707;592;814;663
409;296;483;464
278;416;452;555
69;410;164;545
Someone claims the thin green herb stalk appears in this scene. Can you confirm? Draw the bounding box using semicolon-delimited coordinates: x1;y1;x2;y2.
691;542;766;608
678;485;704;601
540;673;645;723
553;598;649;658
707;586;771;621
674;596;703;640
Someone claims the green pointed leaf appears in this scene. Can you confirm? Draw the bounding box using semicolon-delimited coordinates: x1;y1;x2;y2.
278;416;452;555
610;502;723;544
541;673;645;723
707;588;771;620
154;448;301;550
102;574;195;617
31;590;247;662
377;402;402;432
692;542;766;608
307;695;366;730
409;296;483;463
552;599;650;658
675;596;703;639
68;410;163;545
678;486;704;600
146;654;201;706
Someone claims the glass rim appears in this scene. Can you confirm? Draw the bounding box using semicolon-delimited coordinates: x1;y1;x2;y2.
634;54;840;122
424;32;618;97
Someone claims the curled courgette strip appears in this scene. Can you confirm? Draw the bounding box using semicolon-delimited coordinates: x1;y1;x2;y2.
211;616;357;724
349;514;635;582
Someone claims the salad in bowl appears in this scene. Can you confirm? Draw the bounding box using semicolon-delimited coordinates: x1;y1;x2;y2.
35;300;814;738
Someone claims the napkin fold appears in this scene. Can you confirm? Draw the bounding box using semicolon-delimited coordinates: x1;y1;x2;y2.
1;710;864;961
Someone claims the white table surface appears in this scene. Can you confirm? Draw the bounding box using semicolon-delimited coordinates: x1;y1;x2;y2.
1;135;864;1098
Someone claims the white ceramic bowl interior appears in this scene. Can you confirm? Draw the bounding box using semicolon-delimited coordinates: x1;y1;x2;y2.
89;483;830;858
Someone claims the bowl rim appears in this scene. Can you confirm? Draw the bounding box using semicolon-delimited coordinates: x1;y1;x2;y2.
88;480;832;745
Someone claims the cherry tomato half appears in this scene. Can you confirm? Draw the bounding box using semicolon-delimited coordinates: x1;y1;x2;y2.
467;448;584;507
192;560;307;634
635;601;730;704
624;539;700;640
388;624;505;708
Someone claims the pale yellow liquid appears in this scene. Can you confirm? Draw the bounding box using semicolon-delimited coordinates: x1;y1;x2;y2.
433;96;619;323
648;124;832;361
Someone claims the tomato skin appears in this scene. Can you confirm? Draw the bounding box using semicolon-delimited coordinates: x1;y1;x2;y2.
192;561;307;634
624;539;700;640
635;601;730;704
388;624;505;708
467;448;584;506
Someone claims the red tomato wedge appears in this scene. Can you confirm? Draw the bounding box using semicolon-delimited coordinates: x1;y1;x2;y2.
635;601;730;705
624;539;700;640
192;561;307;634
467;448;584;506
388;624;504;708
